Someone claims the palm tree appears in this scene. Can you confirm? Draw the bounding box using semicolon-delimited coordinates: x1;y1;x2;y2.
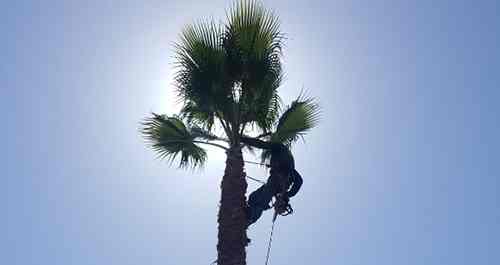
141;1;319;264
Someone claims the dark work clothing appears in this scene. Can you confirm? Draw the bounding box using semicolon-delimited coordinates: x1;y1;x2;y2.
241;136;304;226
246;184;273;225
241;136;295;172
287;169;303;198
246;168;303;226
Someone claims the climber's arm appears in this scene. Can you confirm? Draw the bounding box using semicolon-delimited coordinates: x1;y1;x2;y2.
286;169;303;198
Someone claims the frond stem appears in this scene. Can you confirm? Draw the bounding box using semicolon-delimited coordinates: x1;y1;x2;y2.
216;113;233;143
256;132;272;138
158;140;229;151
193;140;229;151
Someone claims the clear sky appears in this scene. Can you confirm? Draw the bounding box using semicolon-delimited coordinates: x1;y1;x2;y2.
2;1;499;264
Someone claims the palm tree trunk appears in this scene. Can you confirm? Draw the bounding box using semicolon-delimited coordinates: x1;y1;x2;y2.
217;146;248;265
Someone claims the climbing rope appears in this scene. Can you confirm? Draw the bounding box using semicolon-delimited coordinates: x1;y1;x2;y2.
243;159;268;184
246;175;266;184
244;160;270;167
265;212;278;265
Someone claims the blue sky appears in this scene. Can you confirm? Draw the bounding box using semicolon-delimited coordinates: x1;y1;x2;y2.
2;1;499;264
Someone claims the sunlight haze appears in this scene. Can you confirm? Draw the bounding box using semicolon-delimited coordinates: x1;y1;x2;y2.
2;1;499;264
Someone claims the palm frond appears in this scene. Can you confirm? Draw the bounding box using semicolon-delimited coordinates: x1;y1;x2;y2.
180;101;215;130
174;20;234;128
142;113;208;169
225;0;285;133
226;0;283;62
270;95;321;146
259;148;273;164
252;84;282;132
190;125;226;142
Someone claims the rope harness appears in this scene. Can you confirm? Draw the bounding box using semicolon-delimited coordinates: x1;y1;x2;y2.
273;194;294;217
243;160;270;167
264;194;293;265
246;175;266;184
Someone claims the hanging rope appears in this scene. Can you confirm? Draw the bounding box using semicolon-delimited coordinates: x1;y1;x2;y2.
264;192;295;264
243;159;268;184
246;175;266;184
244;160;270;167
265;213;278;265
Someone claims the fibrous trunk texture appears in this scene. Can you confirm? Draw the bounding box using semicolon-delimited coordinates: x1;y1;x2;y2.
217;146;248;265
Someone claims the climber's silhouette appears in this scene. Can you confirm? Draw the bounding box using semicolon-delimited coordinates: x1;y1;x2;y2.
241;137;303;226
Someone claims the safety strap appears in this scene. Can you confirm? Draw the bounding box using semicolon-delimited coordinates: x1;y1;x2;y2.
244;160;270;167
246;175;266;184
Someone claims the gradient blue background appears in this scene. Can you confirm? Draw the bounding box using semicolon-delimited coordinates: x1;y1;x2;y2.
2;1;499;264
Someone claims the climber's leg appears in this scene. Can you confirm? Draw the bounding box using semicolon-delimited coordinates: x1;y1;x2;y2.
246;184;274;226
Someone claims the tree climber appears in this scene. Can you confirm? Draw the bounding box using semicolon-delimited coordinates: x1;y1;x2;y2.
241;136;303;227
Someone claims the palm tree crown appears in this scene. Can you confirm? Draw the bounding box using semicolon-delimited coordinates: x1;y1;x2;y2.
142;0;320;168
